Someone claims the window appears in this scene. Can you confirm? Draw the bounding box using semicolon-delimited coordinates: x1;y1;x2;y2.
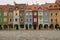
26;13;28;15
34;12;37;16
16;13;17;16
16;7;18;10
4;12;7;16
9;13;12;16
20;13;23;16
26;19;28;22
4;18;7;22
54;5;57;8
30;19;31;21
51;13;52;16
34;7;36;9
21;19;23;21
56;13;57;16
15;19;17;21
49;5;52;8
9;8;13;12
34;18;37;22
51;19;53;22
30;12;32;15
55;19;57;22
10;19;12;22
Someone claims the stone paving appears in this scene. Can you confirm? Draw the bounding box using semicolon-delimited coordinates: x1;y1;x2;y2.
0;30;60;40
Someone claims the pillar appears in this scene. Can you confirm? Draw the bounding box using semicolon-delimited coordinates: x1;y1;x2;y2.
18;24;20;30
28;24;29;30
8;25;9;30
13;24;14;30
24;24;26;30
32;25;33;30
2;25;4;30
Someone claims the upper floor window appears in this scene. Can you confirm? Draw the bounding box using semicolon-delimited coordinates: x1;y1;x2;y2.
54;5;57;8
20;18;23;22
56;13;57;16
10;19;12;22
34;7;36;9
16;7;18;10
34;18;37;22
4;18;7;22
55;19;58;22
16;13;17;16
51;19;53;22
15;19;17;21
29;12;32;15
4;12;7;16
26;13;28;15
9;8;13;12
34;12;37;16
51;13;52;16
49;5;52;8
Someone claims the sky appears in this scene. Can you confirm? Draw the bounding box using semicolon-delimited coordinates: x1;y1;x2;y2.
0;0;56;5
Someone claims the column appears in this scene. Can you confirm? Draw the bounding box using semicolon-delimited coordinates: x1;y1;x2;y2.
28;24;29;30
32;25;33;30
2;25;4;30
18;24;20;30
24;24;26;30
13;24;14;30
8;25;9;30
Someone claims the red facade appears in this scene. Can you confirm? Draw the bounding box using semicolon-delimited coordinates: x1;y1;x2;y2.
32;10;38;27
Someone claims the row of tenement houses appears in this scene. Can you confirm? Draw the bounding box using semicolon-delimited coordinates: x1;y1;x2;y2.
0;0;60;30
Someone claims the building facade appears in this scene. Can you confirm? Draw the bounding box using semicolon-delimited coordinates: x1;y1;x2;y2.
32;5;38;30
25;5;32;30
38;9;44;29
0;0;60;30
43;9;49;29
0;8;3;30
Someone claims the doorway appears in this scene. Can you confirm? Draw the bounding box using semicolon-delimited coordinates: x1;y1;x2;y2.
14;24;19;30
44;24;48;29
39;24;43;30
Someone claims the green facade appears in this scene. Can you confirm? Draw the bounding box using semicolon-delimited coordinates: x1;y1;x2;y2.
0;10;3;25
38;9;44;26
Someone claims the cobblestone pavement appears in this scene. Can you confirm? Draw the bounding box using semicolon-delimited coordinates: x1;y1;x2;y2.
0;30;60;40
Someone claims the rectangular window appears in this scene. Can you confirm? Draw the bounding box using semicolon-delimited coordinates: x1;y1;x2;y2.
4;12;7;16
34;12;37;16
26;13;28;15
34;18;37;22
4;18;7;22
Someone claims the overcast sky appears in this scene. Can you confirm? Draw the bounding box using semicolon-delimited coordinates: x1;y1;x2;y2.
0;0;56;5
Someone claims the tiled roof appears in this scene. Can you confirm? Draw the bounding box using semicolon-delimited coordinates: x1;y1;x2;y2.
0;0;60;10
